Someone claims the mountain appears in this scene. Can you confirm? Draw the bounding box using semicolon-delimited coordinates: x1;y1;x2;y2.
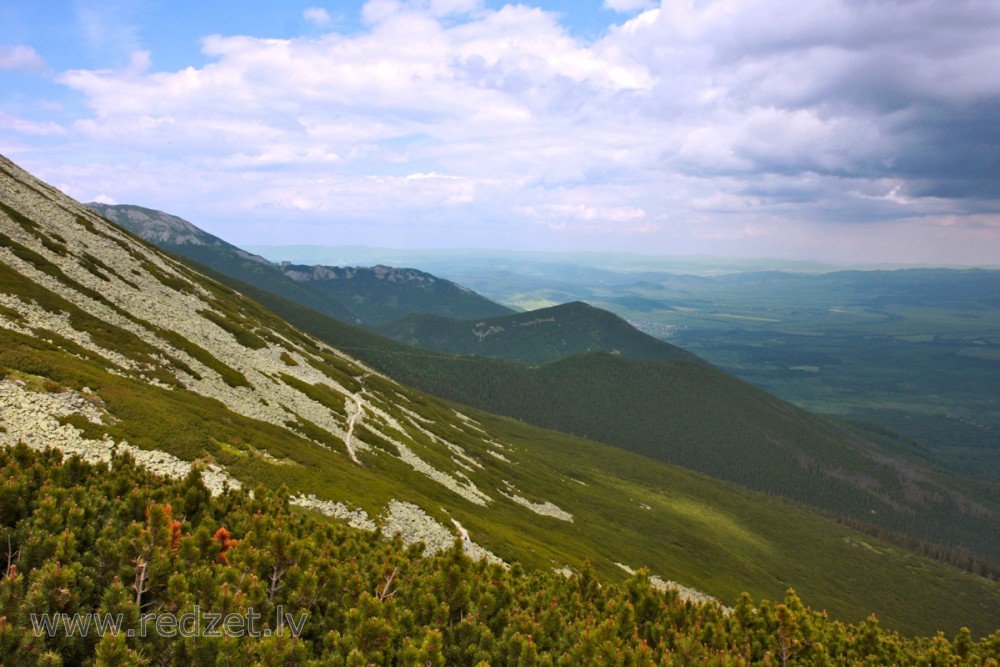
4;154;999;635
87;202;357;321
118;210;1000;567
373;300;701;364
86;203;512;325
89;204;696;367
276;261;514;324
206;273;1000;567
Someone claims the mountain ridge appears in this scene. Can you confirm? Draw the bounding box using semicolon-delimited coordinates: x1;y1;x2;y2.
373;300;701;364
86;202;512;325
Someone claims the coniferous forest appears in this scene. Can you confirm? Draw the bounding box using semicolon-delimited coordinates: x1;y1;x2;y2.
2;444;998;666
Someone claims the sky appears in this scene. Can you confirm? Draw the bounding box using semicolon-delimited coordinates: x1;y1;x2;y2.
2;0;999;265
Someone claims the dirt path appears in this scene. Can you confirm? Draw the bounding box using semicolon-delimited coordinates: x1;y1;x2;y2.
343;374;371;464
343;393;364;464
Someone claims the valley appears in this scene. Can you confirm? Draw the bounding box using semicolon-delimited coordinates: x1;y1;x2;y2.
256;246;1000;484
149;238;1000;567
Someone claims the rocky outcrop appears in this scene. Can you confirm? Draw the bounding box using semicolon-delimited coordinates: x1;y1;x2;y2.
0;379;238;496
289;494;376;531
614;562;726;609
380;500;504;565
500;481;573;522
280;264;438;284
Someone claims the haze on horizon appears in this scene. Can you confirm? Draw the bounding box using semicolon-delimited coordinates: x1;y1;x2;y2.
2;0;999;266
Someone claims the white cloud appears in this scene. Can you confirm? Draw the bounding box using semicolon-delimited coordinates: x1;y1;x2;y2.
548;203;648;224
15;0;1000;261
602;0;656;13
405;172;465;181
0;112;66;136
0;45;48;74
303;7;332;25
216;147;342;168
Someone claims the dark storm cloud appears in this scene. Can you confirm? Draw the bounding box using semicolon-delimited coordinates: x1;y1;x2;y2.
626;0;1000;218
887;99;1000;200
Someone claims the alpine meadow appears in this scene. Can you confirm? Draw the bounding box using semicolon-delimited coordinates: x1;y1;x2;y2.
3;0;1000;664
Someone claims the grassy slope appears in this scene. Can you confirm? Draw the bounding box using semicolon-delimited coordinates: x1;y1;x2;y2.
3;320;1000;637
191;266;1000;565
372;300;701;364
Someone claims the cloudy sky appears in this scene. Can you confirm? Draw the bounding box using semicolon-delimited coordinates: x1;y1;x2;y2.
2;0;999;264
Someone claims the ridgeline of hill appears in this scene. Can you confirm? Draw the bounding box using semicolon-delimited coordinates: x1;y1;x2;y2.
87;203;512;325
278;262;514;324
373;301;701;365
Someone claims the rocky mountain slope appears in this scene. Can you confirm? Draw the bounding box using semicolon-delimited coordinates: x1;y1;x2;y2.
87;203;512;324
3;154;1000;634
155;238;1000;566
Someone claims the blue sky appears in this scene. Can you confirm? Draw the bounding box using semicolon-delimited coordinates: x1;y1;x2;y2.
2;0;999;264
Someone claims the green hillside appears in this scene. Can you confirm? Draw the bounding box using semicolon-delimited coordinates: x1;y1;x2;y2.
91;204;1000;567
196;267;1000;567
3;154;999;637
388;252;1000;483
373;301;701;364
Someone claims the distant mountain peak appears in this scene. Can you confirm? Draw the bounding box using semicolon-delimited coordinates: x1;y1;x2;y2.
375;298;702;365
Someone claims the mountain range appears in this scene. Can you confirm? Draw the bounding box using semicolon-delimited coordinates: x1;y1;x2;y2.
87;204;1000;568
0;155;998;635
87;203;512;325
